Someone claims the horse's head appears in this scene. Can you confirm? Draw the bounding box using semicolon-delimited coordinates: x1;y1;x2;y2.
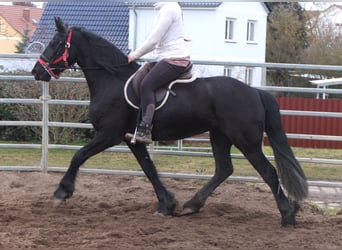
32;17;76;81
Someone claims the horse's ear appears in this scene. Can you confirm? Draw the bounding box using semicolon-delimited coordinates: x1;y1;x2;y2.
54;17;68;33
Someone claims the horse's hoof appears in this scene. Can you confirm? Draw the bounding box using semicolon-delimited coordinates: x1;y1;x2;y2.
281;216;297;226
281;202;300;226
180;207;197;216
54;185;73;201
53;198;64;207
153;211;165;217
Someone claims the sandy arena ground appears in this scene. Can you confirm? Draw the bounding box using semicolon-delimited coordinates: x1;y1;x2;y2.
0;171;341;249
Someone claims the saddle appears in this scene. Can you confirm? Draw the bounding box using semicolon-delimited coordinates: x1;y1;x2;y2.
124;62;197;110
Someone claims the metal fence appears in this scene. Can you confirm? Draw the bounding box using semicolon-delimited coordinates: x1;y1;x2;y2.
1;54;342;208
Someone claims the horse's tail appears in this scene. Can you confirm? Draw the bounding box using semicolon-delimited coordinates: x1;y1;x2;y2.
258;90;308;201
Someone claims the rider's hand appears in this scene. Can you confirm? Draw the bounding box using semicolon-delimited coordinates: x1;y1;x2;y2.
128;52;137;63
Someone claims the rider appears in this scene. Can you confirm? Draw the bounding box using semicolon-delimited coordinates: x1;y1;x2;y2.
126;2;191;144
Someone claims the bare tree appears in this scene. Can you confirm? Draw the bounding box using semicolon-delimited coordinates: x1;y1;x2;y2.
1;72;91;144
302;4;342;79
266;2;311;87
48;81;90;144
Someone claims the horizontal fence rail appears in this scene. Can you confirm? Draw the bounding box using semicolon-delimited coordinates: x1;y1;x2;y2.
1;56;342;203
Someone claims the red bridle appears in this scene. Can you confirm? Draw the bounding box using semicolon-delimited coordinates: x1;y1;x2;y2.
37;29;73;79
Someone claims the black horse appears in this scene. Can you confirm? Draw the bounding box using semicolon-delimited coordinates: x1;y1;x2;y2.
32;17;308;226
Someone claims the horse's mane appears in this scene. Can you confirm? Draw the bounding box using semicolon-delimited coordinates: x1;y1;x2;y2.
73;27;136;74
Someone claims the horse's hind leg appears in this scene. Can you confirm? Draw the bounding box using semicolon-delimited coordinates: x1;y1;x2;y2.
127;142;178;215
240;146;299;226
182;129;233;215
54;131;117;203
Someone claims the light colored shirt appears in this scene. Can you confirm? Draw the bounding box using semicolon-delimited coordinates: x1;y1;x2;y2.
133;2;190;62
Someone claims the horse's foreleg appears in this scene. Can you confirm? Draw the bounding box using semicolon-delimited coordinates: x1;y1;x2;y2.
182;129;233;215
54;132;116;204
127;142;177;215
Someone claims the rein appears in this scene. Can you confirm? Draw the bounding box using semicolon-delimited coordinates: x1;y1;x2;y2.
38;28;131;79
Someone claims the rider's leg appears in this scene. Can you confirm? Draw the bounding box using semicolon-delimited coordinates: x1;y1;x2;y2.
134;60;188;144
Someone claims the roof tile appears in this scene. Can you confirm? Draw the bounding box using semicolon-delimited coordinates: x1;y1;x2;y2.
31;1;129;53
31;1;222;54
0;5;43;37
128;2;222;8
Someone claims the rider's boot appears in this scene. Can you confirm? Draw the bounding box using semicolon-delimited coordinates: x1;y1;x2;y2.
134;121;153;144
125;121;153;144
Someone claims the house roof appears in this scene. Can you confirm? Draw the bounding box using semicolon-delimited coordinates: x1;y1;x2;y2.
307;4;342;25
323;4;342;12
0;5;43;37
128;2;222;8
31;1;222;53
31;1;129;53
180;2;222;8
128;2;270;11
32;1;268;54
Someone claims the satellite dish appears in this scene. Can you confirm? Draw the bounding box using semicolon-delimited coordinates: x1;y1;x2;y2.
25;41;45;54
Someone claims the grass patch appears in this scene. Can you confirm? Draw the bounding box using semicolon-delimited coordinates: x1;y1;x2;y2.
0;148;42;166
306;201;342;216
0;143;341;181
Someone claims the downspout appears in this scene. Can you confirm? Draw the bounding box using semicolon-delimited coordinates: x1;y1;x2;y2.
132;5;138;50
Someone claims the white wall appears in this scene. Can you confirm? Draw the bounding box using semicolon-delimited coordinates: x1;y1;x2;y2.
129;3;269;86
0;58;36;72
183;3;267;61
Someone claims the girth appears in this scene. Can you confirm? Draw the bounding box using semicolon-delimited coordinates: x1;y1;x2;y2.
124;62;196;110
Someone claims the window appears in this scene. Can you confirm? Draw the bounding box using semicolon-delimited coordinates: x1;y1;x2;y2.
225;18;236;41
245;67;253;85
224;67;232;77
247;20;257;42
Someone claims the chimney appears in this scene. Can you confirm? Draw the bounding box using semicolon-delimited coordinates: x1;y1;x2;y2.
23;8;30;22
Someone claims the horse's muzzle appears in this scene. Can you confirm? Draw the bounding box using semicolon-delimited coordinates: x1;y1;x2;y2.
31;62;52;81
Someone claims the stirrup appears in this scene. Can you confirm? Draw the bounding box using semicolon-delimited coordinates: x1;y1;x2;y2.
125;127;138;144
125;122;152;145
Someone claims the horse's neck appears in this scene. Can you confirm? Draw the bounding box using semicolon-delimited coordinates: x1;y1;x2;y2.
72;31;139;97
82;66;137;98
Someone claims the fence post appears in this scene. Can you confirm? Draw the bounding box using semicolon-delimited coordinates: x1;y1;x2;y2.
149;142;154;160
40;81;50;173
178;139;183;151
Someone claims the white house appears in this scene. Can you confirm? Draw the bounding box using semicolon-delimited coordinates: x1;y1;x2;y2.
128;2;270;86
315;4;342;28
308;4;342;37
306;4;342;93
